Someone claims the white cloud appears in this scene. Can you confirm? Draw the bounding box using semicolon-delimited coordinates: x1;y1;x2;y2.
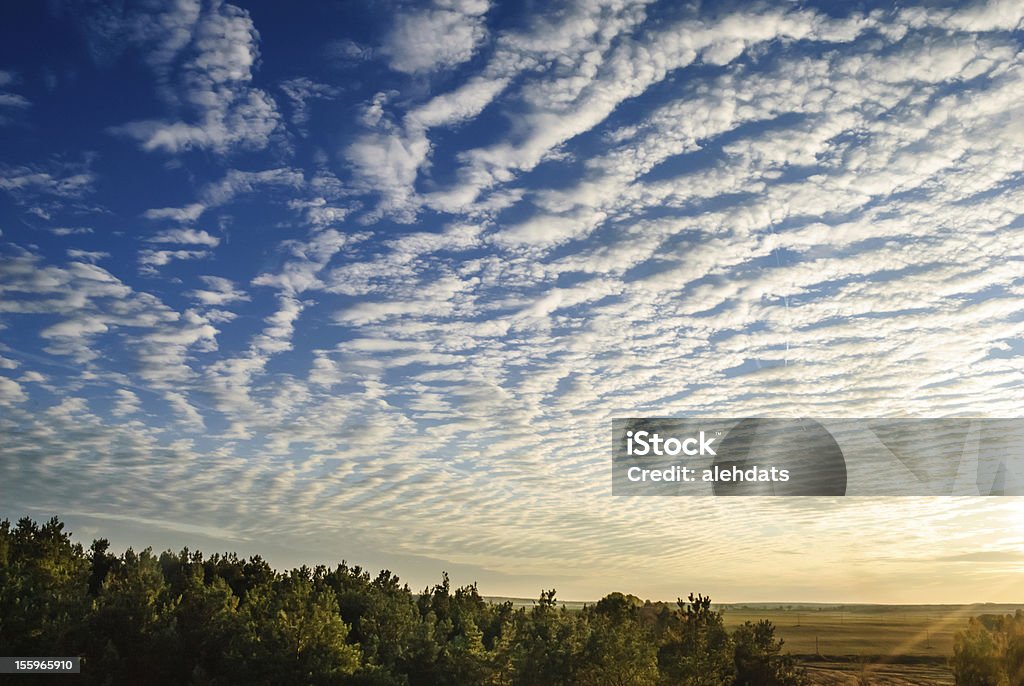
165;390;205;428
932;0;1024;32
111;0;281;154
324;38;375;63
347;0;655;221
49;227;94;236
18;370;46;383
187;275;250;306
138;248;210;269
148;228;221;247
280;77;340;131
112;388;142;417
345;128;431;222
455;6;879;212
201;168;305;206
287;198;352;227
251;229;358;295
143;203;206;223
142;168;305;226
0;93;30;109
381;0;490;74
0;162;95;200
66;249;109;262
0;376;26;404
0;70;29;124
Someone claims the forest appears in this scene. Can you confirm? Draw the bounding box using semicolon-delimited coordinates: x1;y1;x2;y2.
1;517;1021;685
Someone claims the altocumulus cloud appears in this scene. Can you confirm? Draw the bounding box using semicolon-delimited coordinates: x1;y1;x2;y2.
1;0;1023;601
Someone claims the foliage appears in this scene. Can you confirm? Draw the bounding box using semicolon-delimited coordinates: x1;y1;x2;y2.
952;610;1024;686
731;620;807;686
0;516;810;686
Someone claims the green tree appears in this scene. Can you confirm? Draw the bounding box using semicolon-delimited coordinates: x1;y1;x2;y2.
338;567;420;682
952;611;1024;686
485;608;518;686
731;620;807;686
0;517;90;657
953;617;1006;686
656;594;734;686
87;547;177;684
512;590;584;686
168;550;246;684
441;606;491;685
578;608;659;686
0;516;827;686
244;567;360;685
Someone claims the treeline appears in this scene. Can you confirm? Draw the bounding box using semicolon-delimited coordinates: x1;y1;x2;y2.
0;517;810;685
952;610;1024;685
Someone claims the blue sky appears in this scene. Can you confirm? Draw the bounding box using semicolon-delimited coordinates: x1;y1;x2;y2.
2;0;1024;602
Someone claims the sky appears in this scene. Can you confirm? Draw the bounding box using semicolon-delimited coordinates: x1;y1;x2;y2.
1;0;1024;603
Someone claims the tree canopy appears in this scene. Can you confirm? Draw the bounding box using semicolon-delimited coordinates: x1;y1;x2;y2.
1;516;813;685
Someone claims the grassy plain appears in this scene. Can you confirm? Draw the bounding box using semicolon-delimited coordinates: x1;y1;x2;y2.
719;603;978;657
487;599;1024;685
724;603;1024;685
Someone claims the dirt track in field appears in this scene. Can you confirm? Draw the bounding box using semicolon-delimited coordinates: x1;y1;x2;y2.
802;660;953;685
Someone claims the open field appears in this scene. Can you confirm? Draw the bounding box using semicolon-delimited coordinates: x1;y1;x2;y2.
487;599;1024;685
726;604;1024;685
719;604;990;657
798;661;955;686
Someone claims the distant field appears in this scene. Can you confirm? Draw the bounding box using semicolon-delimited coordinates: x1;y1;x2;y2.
721;605;968;657
486;599;1024;685
720;604;1020;685
719;604;973;686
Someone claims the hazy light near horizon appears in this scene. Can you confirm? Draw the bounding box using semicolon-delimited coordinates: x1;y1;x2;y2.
1;0;1024;603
